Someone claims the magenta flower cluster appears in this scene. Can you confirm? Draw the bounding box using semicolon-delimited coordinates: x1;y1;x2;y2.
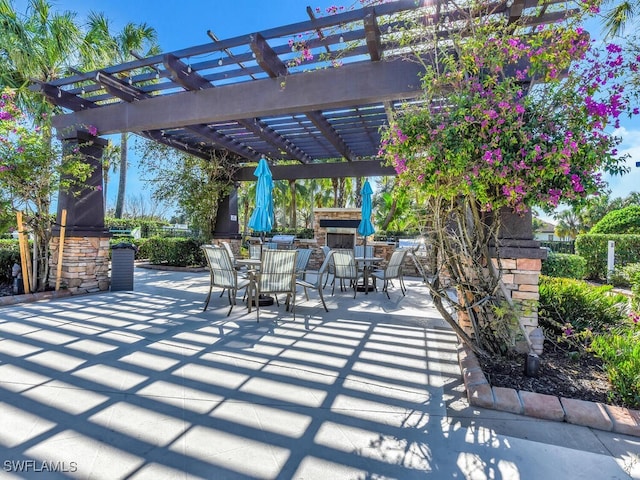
379;23;639;213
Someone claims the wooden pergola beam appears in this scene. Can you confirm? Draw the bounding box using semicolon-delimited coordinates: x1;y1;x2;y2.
51;59;424;135
95;71;148;102
234;159;395;181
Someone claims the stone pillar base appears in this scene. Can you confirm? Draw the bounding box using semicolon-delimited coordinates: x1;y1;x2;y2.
49;236;111;294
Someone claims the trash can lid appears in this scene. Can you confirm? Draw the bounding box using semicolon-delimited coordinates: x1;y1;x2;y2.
111;242;137;250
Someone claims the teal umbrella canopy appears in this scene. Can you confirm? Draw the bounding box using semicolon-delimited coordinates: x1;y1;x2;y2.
358;180;375;238
248;158;274;234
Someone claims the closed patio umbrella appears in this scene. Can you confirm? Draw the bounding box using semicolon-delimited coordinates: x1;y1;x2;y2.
248;157;273;239
248;157;275;305
357;179;375;258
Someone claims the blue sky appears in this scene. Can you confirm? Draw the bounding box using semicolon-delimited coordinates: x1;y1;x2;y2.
13;0;640;220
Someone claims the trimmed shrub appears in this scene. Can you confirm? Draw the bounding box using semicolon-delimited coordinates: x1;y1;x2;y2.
0;239;20;284
541;252;586;279
575;234;640;280
143;237;205;266
538;275;629;334
590;206;640;234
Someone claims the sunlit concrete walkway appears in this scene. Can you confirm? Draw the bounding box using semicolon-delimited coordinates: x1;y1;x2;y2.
0;268;637;479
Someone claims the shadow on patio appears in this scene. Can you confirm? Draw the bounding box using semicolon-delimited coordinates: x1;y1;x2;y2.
0;268;634;479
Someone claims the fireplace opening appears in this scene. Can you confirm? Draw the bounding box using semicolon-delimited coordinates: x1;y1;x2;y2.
327;232;355;249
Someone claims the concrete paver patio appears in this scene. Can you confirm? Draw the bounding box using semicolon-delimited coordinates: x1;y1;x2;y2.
0;268;637;479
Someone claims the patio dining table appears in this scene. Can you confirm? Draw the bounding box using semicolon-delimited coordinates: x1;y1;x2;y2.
235;258;271;309
355;256;383;294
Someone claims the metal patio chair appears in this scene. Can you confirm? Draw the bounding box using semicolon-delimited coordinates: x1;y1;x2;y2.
201;244;250;316
295;248;313;281
371;249;409;299
296;249;334;312
254;249;298;322
330;248;364;298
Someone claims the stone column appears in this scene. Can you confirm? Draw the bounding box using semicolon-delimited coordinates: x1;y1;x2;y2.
492;208;547;342
49;130;111;293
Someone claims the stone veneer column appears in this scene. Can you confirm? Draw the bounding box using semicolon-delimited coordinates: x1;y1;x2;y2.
49;130;111;293
49;237;110;293
457;209;546;347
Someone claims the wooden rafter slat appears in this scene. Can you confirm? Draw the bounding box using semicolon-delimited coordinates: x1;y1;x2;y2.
364;12;382;61
31;81;97;111
250;33;288;78
306;5;332;53
249;31;355;161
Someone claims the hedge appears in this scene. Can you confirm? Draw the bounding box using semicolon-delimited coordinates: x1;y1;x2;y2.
541;252;587;279
590;206;640;234
142;237;205;266
574;234;640;280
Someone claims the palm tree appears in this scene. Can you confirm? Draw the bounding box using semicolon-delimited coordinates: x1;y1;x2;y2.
602;0;638;37
84;16;159;218
0;0;89;291
0;0;84;116
554;209;585;240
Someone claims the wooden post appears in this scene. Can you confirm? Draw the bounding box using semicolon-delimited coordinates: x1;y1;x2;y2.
16;211;30;294
55;209;67;291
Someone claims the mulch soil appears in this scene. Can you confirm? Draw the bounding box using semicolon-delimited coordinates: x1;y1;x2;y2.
478;341;619;406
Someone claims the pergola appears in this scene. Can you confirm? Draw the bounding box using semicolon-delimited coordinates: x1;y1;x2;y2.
31;0;571;296
32;0;571;184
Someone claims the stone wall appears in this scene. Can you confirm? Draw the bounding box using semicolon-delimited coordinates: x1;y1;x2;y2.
49;236;111;293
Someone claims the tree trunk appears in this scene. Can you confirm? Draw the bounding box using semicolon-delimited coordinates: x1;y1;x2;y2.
115;132;128;218
381;198;397;230
331;178;338;207
289;179;297;230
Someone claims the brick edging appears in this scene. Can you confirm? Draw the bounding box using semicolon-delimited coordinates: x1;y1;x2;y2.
0;289;74;307
458;343;640;437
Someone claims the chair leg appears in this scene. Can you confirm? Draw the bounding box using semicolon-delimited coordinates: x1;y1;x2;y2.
203;284;213;311
226;289;234;316
384;279;391;299
318;286;329;312
291;290;296;321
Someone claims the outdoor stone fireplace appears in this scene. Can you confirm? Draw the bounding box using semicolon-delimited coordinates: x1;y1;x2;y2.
314;208;362;247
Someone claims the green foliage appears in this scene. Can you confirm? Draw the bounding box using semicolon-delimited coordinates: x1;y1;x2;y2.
627;265;640;311
575;234;640;280
539;275;639;408
608;262;640;288
142;237;205;267
137;143;235;240
590;206;640;234
591;322;640;408
538;276;629;334
541;252;587;279
0;240;20;284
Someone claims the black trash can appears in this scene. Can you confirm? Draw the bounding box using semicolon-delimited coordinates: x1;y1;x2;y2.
111;242;137;291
